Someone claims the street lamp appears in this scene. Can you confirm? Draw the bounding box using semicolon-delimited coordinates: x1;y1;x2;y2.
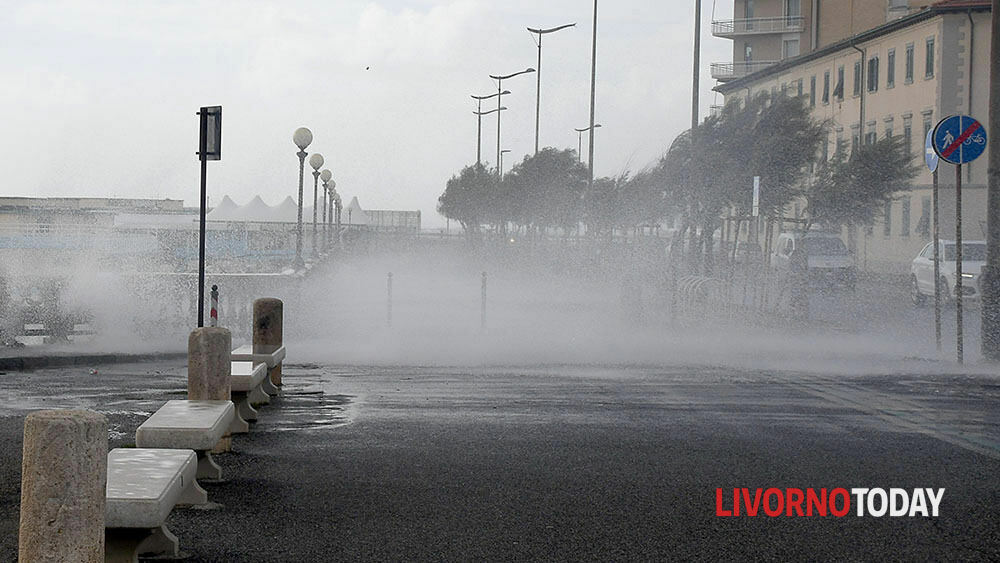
489;67;535;176
472;90;510;166
309;153;324;259
320;169;332;253
292;127;313;268
328;180;337;246
474;106;508;168
574;124;602;163
500;149;512;179
527;23;575;155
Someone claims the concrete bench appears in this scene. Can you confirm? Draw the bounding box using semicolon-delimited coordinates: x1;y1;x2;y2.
232;344;284;395
105;448;205;562
230;360;269;431
135;400;237;480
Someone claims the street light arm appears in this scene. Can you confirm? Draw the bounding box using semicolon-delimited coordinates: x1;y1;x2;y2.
527;23;576;34
490;68;536;81
474;107;508;116
472;90;511;101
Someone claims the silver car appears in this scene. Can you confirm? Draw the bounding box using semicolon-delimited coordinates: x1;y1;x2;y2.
910;240;985;305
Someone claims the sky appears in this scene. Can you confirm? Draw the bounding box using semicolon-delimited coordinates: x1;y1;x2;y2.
0;0;734;227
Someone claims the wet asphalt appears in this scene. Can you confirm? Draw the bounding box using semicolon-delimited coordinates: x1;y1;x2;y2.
0;360;998;562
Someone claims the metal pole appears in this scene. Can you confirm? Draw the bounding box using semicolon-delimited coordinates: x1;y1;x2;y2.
322;183;328;253
692;0;702;130
476;98;483;166
312;171;320;258
956;163;964;364
481;271;487;329
578;131;583;162
197;157;207;327
496;80;502;176
535;34;542;155
587;0;598;191
209;284;219;327
981;0;1000;360
295;151;306;268
933;168;942;352
387;272;393;327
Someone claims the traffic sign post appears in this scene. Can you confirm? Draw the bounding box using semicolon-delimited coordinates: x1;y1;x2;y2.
933;115;988;364
925;130;941;353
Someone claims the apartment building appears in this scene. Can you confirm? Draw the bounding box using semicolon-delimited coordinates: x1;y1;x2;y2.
713;0;992;273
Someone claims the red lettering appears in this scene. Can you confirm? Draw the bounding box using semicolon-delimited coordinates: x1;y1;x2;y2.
742;488;762;516
733;488;740;516
786;488;805;516
830;488;850;517
806;488;827;516
763;488;784;517
716;488;732;516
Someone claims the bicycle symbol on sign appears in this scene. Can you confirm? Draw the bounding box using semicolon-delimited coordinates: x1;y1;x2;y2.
964;133;986;146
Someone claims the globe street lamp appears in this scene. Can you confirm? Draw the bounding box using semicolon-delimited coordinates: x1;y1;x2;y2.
527;23;575;154
472;90;509;166
292;127;313;268
309;153;324;259
320;168;332;253
574;123;601;163
489;67;535;176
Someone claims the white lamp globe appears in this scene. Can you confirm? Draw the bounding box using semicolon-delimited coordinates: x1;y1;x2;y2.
293;127;313;150
309;153;324;170
320;169;332;183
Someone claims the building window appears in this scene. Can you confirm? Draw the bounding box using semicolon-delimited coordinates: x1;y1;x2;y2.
905;43;914;83
903;117;913;157
837;65;845;99
867;56;879;92
922;112;933;145
884;202;892;236
853;61;862;96
885;123;893;138
901;197;911;237
783;38;800;59
745;0;754;19
810;75;816;106
822;71;830;103
821;137;829;162
797;78;803;98
785;0;801;17
781;82;787;97
917;196;931;238
925;37;935;78
744;43;753;63
887;49;896;88
866;122;877;145
851;125;861;154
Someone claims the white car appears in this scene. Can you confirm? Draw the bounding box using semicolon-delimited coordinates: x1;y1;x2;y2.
772;231;857;290
910;240;986;305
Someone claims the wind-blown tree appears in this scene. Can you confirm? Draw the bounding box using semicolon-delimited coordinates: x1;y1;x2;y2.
806;135;920;230
503;148;588;235
437;163;497;240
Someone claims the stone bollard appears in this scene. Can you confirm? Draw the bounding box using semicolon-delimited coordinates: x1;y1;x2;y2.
19;409;107;563
188;327;232;452
253;298;283;386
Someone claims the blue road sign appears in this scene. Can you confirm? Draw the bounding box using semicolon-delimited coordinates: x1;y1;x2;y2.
932;115;987;165
924;130;938;172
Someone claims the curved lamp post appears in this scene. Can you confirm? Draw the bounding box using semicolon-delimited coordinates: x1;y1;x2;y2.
489;67;535;176
472;90;509;166
527;23;575;154
320;168;332;253
293;127;313;268
574;123;601;163
309;153;324;258
500;149;512;179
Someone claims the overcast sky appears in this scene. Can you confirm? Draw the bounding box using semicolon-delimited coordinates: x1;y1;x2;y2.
1;0;733;227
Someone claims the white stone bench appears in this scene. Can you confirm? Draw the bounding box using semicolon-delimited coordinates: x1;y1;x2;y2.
232;344;284;395
230;360;269;431
105;448;205;562
135;400;237;480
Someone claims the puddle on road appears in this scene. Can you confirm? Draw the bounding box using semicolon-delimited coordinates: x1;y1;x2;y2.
260;391;353;432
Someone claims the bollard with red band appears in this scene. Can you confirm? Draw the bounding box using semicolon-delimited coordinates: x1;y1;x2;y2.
210;285;219;327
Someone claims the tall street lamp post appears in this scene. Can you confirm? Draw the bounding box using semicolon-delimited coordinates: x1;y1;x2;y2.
528;23;575;155
474;106;508;167
472;91;509;166
587;0;598;193
328;180;337;246
575;123;601;163
292;127;313;269
500;149;511;179
320;169;332;253
309;153;324;259
489;67;535;176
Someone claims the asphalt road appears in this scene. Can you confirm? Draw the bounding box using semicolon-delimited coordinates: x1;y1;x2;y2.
0;358;998;562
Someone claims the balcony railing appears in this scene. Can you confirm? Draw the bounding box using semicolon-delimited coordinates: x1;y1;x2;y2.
710;60;780;81
711;16;806;37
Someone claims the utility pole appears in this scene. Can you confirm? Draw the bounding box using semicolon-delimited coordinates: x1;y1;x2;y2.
982;0;1000;360
692;0;702;130
587;0;598;192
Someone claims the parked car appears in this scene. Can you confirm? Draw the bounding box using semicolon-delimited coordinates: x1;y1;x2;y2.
772;231;856;290
910;240;986;305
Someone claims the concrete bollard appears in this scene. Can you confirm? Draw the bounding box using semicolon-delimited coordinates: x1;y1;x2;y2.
253;298;283;386
188;327;232;452
19;409;107;563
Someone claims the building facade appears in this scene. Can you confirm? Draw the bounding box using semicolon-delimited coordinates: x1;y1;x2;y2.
714;0;992;273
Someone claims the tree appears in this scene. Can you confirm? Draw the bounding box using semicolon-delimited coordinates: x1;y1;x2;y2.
437;164;497;240
503;148;588;235
806;135;920;230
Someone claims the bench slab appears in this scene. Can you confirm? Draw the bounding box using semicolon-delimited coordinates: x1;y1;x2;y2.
232;343;286;368
136;400;235;479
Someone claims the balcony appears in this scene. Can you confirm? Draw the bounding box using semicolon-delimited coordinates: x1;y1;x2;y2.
711;16;806;38
710;60;780;81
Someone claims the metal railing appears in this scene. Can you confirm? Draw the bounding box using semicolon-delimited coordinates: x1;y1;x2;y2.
711;16;806;37
710;60;780;81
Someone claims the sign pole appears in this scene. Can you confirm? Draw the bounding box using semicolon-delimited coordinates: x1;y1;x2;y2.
956;162;964;364
198;155;207;328
932;167;941;352
195;106;222;329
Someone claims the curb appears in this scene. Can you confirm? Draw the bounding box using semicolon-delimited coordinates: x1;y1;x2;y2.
0;352;187;372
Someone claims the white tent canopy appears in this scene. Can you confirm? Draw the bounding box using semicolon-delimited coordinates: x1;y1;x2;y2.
206;195;319;224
